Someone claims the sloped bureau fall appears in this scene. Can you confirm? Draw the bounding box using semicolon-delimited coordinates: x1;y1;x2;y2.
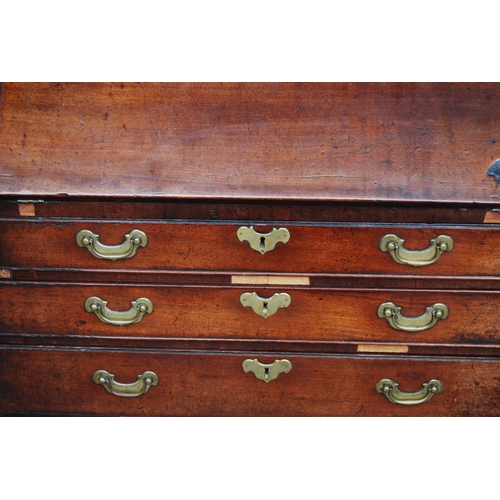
1;82;500;416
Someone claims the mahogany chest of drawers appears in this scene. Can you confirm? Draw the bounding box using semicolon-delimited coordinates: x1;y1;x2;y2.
1;82;500;416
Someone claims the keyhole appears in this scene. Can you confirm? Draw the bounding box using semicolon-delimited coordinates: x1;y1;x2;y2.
260;236;266;249
264;367;269;380
263;301;268;314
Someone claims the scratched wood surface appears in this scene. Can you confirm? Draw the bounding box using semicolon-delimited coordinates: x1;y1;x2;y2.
1;83;500;204
1;347;499;416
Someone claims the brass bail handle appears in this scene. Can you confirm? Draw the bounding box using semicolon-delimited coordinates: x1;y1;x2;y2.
76;229;148;260
240;292;291;318
85;296;153;326
375;378;444;405
93;370;159;397
242;359;292;383
377;302;449;332
237;226;290;255
379;234;453;266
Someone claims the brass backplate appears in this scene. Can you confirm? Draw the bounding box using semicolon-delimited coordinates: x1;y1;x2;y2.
242;359;292;383
237;226;290;255
240;292;291;318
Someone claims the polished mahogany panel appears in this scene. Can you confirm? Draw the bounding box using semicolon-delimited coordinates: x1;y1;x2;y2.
2;282;500;345
1;219;500;276
1;347;499;416
2;83;500;417
1;83;500;204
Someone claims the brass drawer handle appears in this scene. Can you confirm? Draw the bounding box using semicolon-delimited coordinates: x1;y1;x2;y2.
85;296;153;326
93;370;158;397
379;234;453;266
240;292;291;318
237;226;290;254
377;301;448;332
76;229;147;260
375;378;443;405
242;359;292;383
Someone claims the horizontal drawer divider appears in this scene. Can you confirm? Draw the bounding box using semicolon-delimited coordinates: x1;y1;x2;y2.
1;199;496;224
4;279;500;293
5;215;500;228
6;271;500;290
3;342;500;360
3;333;500;358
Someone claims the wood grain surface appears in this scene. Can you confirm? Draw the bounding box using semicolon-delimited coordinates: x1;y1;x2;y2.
1;219;499;276
2;83;500;417
2;282;500;346
1;83;500;204
1;346;499;416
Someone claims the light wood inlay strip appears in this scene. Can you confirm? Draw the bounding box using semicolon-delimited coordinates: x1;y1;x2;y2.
231;275;310;286
357;344;409;354
18;202;36;217
0;268;12;279
484;211;500;223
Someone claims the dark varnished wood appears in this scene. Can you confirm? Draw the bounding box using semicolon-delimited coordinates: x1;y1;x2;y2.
2;282;500;346
8;268;500;290
2;83;500;416
0;199;495;224
2;83;500;204
3;333;500;358
1;346;499;416
2;218;500;276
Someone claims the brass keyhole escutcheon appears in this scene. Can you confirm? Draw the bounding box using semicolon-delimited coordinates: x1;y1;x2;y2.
242;359;292;383
237;226;290;255
240;292;291;318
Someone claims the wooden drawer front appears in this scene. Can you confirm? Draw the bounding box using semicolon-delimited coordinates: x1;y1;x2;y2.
1;220;499;276
2;283;500;345
1;347;499;416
